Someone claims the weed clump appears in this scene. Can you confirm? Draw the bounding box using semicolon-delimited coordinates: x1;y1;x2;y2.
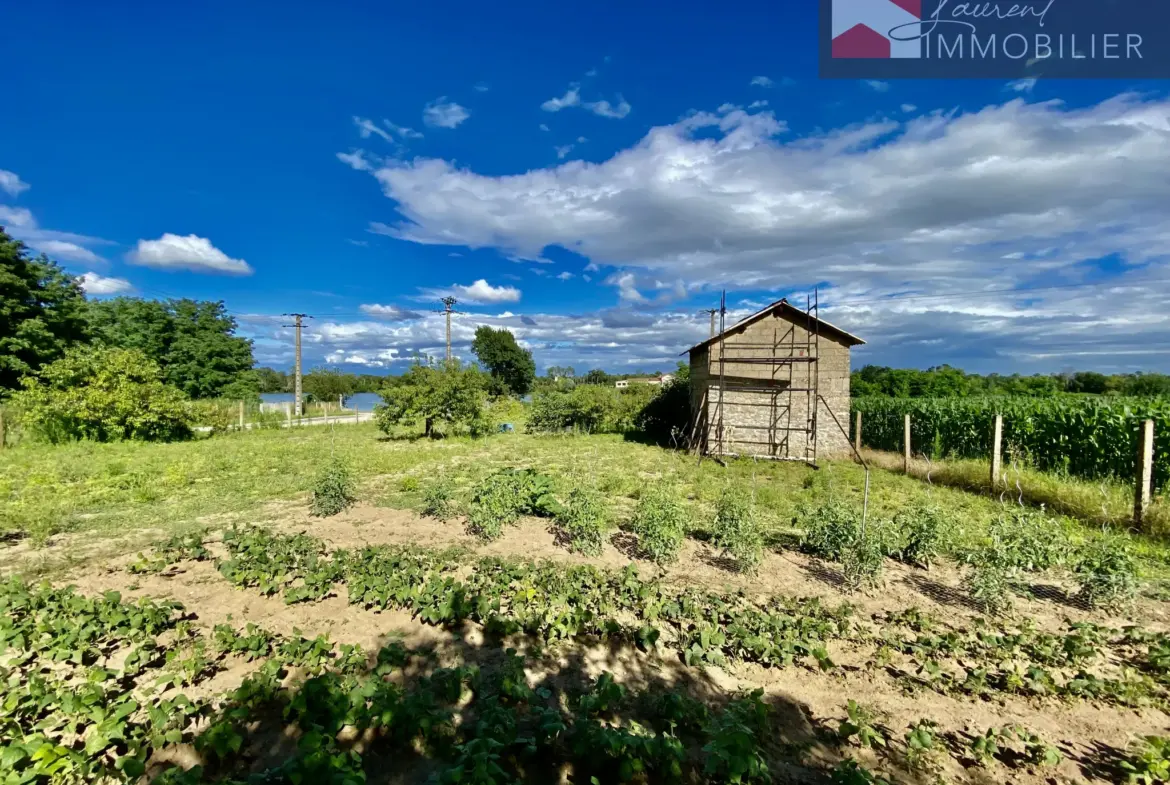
964;540;1015;616
467;468;559;541
987;508;1067;572
557;486;610;556
1075;536;1139;610
632;483;687;565
711;489;763;575
421;477;455;520
309;455;357;517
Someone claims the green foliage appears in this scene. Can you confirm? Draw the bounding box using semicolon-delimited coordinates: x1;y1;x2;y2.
894;503;950;569
841;523;886;593
631;483;687;564
310;456;357;517
712;489;764;575
375;361;488;437
12;345;194;443
851;394;1170;491
838;700;886;750
467;468;560;541
1075;536;1139;610
831;760;892;785
421;477;455;520
903;718;939;772
87;297;255;400
853;363;1170;398
968;727;1002;766
964;542;1015;616
701;689;771;783
1121;736;1170;784
471;325;535;396
556;485;610;556
800;500;864;561
0;230;91;395
633;369;692;446
303;366;358;403
527;384;656;434
987;508;1067;572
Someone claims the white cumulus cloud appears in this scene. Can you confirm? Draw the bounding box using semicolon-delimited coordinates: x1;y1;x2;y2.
359;303;423;320
80;272;134;295
423;98;470;129
128;233;253;275
0;170;30;197
420;279;521;305
750;76;774;88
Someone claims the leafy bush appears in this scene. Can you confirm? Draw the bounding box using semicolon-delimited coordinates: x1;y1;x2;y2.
988;508;1067;572
701;689;771;783
633;374;692;447
421;477;455;520
632;483;687;564
13;346;194;443
894;504;950;569
309;456;357;517
1075;536;1139;610
527;384;658;434
556;486;610;556
711;490;763;574
842;525;886;592
467;468;560;541
964;542;1015;616
800;501;863;561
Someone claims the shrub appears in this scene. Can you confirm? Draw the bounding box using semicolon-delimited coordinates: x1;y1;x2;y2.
964;542;1015;616
421;477;455;520
467;468;560;541
632;483;687;565
557;486;610;556
894;504;950;569
527;384;659;434
842;526;886;592
310;456;357;517
712;490;763;574
800;501;862;561
399;476;421;492
1075;536;1139;610
13;346;194;443
989;508;1067;572
633;375;692;447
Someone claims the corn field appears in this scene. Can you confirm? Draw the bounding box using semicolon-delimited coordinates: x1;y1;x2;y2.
851;396;1170;491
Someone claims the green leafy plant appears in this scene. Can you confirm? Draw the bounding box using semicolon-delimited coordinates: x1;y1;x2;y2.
1120;736;1170;784
842;524;886;593
800;500;862;561
964;538;1016;616
831;760;891;785
631;483;687;565
903;719;939;772
421;477;455;520
1075;536;1139;611
701;690;771;783
895;504;950;569
556;485;610;557
838;700;886;750
467;468;560;541
309;455;357;517
969;727;1002;766
988;508;1068;572
711;489;764;575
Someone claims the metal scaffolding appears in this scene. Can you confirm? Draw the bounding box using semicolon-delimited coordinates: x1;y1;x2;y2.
703;288;822;465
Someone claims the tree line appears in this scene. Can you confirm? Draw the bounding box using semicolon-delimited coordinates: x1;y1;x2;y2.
852;364;1170;398
1;229;256;401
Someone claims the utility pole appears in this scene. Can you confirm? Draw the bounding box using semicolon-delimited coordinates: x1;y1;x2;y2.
701;308;718;338
437;297;463;363
283;313;312;416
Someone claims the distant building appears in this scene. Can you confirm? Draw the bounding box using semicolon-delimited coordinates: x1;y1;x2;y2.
684;299;864;462
615;373;674;390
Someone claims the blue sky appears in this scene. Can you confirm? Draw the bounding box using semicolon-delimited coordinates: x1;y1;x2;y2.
3;0;1169;375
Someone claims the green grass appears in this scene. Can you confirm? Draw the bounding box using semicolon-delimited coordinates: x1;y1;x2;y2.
3;424;1170;576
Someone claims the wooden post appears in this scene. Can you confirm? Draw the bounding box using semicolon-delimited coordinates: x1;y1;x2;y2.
990;414;1003;488
903;414;911;473
854;411;862;453
1135;419;1155;529
355;403;360;424
286;402;292;428
0;408;5;450
238;400;245;430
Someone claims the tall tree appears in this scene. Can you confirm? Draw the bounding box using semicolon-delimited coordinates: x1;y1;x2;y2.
0;230;91;395
470;326;536;396
88;297;256;399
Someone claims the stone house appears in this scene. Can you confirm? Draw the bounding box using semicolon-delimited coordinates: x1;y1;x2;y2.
684;299;865;461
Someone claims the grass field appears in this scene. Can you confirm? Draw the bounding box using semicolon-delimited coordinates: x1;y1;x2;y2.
4;423;1170;783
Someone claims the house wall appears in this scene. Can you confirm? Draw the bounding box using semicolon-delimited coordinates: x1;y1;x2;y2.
688;310;853;459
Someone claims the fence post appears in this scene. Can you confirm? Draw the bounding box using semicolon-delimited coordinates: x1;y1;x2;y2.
990;414;1003;488
854;411;862;454
286;402;292;428
0;408;5;450
1135;419;1155;529
238;400;245;430
355;403;360;424
903;414;911;473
